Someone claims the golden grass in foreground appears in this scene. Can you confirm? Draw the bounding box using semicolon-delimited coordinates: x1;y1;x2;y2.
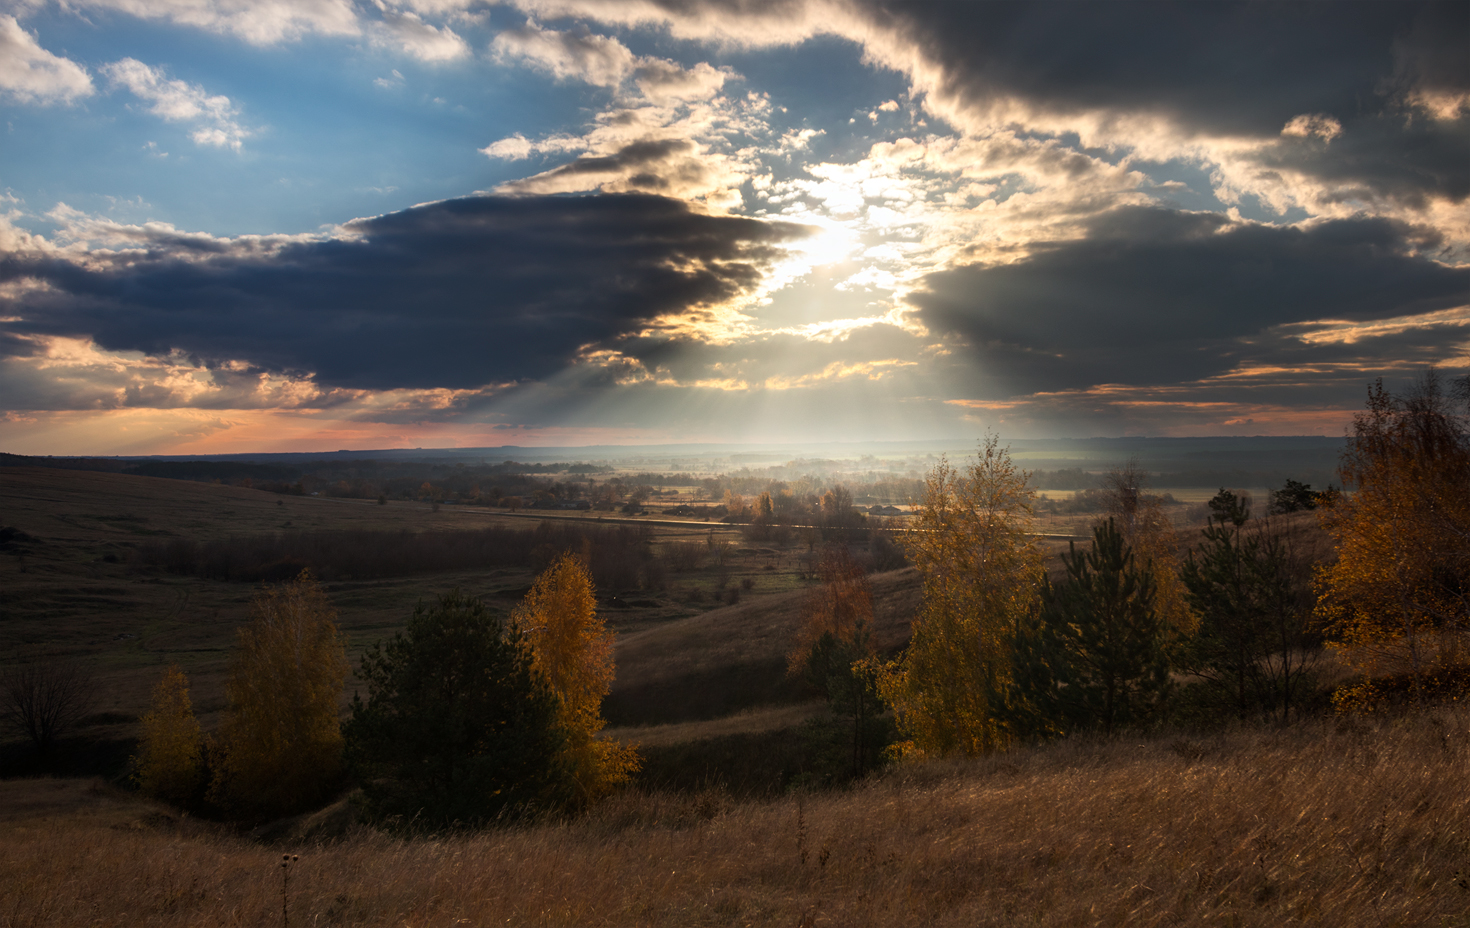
3;713;1467;927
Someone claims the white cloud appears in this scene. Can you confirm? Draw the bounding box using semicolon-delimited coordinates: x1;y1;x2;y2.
492;21;636;87
0;15;94;105
493;21;737;103
71;0;360;45
1281;113;1342;142
101;58;250;150
479;131;584;160
633;59;729;103
368;8;469;62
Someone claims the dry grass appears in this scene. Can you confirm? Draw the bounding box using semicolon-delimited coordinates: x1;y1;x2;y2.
606;568;920;725
605;703;826;749
4;713;1467;927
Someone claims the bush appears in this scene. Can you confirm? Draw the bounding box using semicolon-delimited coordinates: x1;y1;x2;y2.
346;591;574;829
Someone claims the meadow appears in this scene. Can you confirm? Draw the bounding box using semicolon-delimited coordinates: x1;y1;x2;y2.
2;713;1465;927
2;461;1459;926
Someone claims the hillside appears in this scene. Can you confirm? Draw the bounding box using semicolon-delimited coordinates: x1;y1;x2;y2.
0;466;915;779
1;714;1464;927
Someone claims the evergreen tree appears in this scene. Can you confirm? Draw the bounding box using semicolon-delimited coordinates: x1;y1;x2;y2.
789;546;890;780
1270;478;1318;514
1008;519;1170;736
345;591;572;829
1181;495;1318;722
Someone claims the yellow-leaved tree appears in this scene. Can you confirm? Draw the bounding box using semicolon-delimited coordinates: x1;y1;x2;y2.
515;554;639;804
132;665;203;804
1317;373;1470;709
208;570;348;818
877;436;1044;758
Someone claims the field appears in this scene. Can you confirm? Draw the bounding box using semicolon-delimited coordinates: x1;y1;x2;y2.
2;714;1466;927
8;463;1456;926
0;466;929;778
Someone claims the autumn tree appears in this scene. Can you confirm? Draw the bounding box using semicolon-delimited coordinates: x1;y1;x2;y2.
788;545;888;779
132;665;203;804
1316;373;1470;708
877;436;1044;758
1101;461;1195;642
820;484;863;532
755;491;775;524
344;591;571;828
514;554;638;805
208;570;349;818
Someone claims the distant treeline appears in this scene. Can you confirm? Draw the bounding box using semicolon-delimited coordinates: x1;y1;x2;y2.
2;453;613;502
1031;467;1338;492
135;522;655;589
2;451;1336;502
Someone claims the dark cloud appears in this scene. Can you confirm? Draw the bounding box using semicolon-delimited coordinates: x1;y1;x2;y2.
866;1;1458;132
911;207;1470;396
0;193;811;391
863;0;1468;205
501;138;694;190
1248;113;1470;209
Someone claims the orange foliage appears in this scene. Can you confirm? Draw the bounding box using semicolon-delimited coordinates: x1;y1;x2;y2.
515;554;639;803
208;570;348;817
877;436;1044;758
1317;374;1470;706
788;545;875;677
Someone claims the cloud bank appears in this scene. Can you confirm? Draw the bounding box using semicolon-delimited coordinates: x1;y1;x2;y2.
1;194;812;394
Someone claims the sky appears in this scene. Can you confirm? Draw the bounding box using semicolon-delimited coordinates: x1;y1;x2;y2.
0;0;1466;455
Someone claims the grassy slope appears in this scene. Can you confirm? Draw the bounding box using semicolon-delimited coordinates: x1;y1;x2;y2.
0;466;915;771
606;567;921;726
3;713;1467;927
4;466;1459;924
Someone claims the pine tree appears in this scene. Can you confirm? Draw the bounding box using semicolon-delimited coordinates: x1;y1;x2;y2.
1008;519;1170;736
208;570;348;818
132;665;203;805
345;591;571;828
1181;495;1318;722
514;554;638;805
1101;461;1196;642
